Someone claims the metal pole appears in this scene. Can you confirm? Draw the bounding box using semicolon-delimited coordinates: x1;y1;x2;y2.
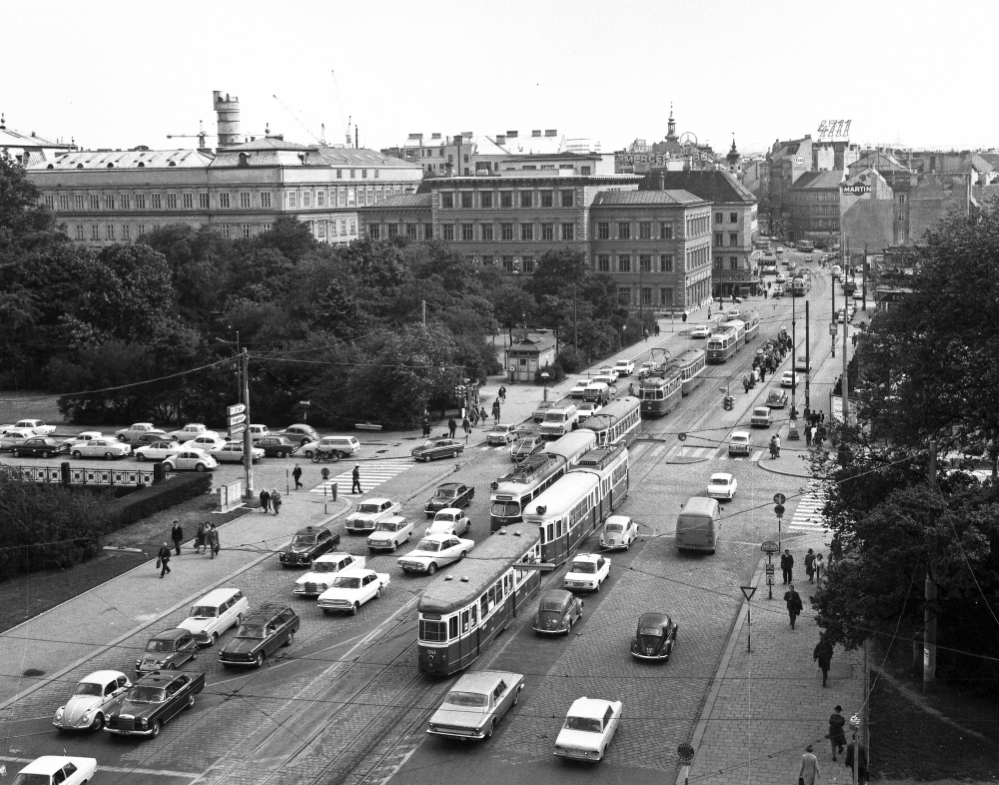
842;307;850;426
241;350;254;500
805;300;811;414
746;599;751;653
924;441;937;692
831;267;836;358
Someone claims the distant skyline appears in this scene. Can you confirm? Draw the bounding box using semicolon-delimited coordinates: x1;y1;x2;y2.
5;0;996;156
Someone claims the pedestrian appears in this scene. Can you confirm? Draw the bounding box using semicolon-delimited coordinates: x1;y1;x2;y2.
499;386;507;402
784;583;803;629
448;417;457;438
422;417;431;437
759;366;766;383
492;400;501;424
462;416;471;436
351;464;362;495
814;636;834;687
799;744;821;785
259;488;271;513
271;489;282;515
830;534;843;565
820;410;825;423
707;307;711;319
209;524;220;559
655;324;661;336
805;426;812;447
845;733;869;784
814;553;825;583
828;705;847;761
743;376;751;394
780;549;794;584
805;548;815;582
479;406;487;424
469;407;479;426
195;522;206;554
157;542;172;578
171;520;184;556
643;327;649;342
628;383;635;397
292;463;303;490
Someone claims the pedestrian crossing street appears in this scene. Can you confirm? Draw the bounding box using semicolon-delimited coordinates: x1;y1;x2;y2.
788;491;828;532
309;458;413;497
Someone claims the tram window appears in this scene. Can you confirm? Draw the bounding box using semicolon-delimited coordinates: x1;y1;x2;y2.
419;619;447;642
448;616;458;639
488;586;496;606
481;596;489;617
556;519;562;537
470;605;478;627
461;610;469;633
546;523;554;542
495;581;504;600
504;574;512;592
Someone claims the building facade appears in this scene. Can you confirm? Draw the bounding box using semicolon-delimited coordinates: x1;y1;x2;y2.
786;170;844;243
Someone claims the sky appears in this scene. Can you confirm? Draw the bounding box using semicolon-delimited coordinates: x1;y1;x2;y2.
5;0;997;156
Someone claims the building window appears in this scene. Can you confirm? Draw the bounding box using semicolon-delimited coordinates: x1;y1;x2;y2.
660;253;673;272
350;169;356;178
640;254;652;272
74;195;85;210
481;191;493;208
618;254;631;273
240;192;251;209
501;223;514;241
304;192;313;208
660;287;673;306
442;193;454;209
521;223;534;241
317;191;325;207
336;169;343;179
642;287;652;305
151;194;162;210
166;194;177;209
639;221;652;239
217;193;229;209
119;195;130;210
91;225;100;240
597;222;610;240
461;192;473;209
90;195;100;211
729;232;738;246
221;224;231;239
106;224;115;240
369;224;381;240
500;191;513;208
442;224;455;241
561;223;574;241
730;256;738;270
406;223;417;238
541;223;554;240
482;224;494;241
424;223;434;240
598;254;610;272
137;224;146;236
318;222;326;238
523;255;535;273
462;223;475;241
361;169;368;179
540;190;553;207
581;166;591;175
104;195;114;210
387;224;398;238
122;225;130;240
618;287;632;305
260;192;272;208
183;193;193;209
482;255;494;267
520;192;533;208
730;212;738;223
75;225;84;240
715;212;723;223
561;190;574;207
242;224;252;239
618;222;630;240
374;169;380;179
502;256;515;273
199;193;209;209
714;232;723;246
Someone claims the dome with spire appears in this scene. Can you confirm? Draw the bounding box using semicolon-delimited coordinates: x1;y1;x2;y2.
726;136;740;166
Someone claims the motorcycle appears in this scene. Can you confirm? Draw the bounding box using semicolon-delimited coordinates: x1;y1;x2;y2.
311;448;342;464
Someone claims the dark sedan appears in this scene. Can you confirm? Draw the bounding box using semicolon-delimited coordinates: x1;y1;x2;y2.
278;525;340;567
411;438;464;462
511;434;545;463
424;482;475;517
104;670;204;738
532;589;584;635
11;437;68;459
630;612;678;661
256;435;298;458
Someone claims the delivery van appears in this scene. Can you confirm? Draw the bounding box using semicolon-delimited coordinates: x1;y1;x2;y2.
676;496;720;553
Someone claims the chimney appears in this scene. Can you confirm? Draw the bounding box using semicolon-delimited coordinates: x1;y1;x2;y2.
545;129;558;137
532;130;542;138
506;130;518;139
496;134;506;145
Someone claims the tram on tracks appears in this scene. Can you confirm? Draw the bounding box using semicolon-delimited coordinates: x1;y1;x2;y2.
742;312;761;342
579;397;641;444
638;368;682;417
488;430;597;531
672;348;706;396
706;324;741;363
790;275;810;296
522;443;629;565
417;523;542;675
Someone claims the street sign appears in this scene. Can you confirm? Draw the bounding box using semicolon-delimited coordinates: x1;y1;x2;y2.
228;413;246;426
775;504;785;517
229;423;246;438
677;432;687;442
740;586;757;601
829;323;838;336
227;403;246;416
773;493;786;505
761;540;779;553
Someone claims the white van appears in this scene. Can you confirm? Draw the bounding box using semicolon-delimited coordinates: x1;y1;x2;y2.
178;588;249;646
676;497;720;553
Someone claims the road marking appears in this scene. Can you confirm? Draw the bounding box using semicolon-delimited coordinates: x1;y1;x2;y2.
789;491;828;532
310;458;413;496
0;756;196;780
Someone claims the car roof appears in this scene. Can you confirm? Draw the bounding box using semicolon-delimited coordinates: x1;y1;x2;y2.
568;697;616;718
420;532;459;542
434;507;463;516
437;482;463;491
20;756;94;774
638;612;672;627
294;525;329;536
449;670;522;693
194;587;243;605
359;497;391;505
540;588;574;604
242;602;294;622
605;514;631;526
732;431;750;438
135;670;188;686
570;553;603;564
81;669;127;683
710;473;734;482
313;552;354;562
150;628;192;641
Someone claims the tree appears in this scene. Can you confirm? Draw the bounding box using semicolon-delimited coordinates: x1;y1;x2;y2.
525;248;587;301
0;151;64;255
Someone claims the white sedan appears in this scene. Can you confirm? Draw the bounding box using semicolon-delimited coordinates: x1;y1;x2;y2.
564;554;611;593
71;438;131;460
1;429;39;451
61;431;105;449
166;423;216;443
780;371;798;388
689;324;711;338
211;441;265;463
53;670;131;731
707;472;738;500
397;534;474;575
133;439;183;462
425;508;470;537
554;697;623;762
569;380;591;398
613;359;635;376
599;515;638;551
162;448;218;472
181;433;229;452
486;424;520;445
13;418;57;435
366;517;414;552
11;756;97;784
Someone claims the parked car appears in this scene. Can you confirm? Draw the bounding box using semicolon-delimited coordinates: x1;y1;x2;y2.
689;324;711;338
569;380;591;399
427;671;524;740
728;431;752;457
317;568;390;615
180;433;228;452
425;508;470;537
425;482;475;516
532;400;556;422
563;554;611;593
133;440;183;462
177;587;248;646
411;438;465;461
294;553;365;596
795;355;810;372
707;472;738;500
60;431;104;449
630;612;678;661
613;359;635;376
553;697;623;761
296;435;361;460
780;371;798;388
162;449;218;472
53;671;131;732
115;423;163;443
165;423;216;443
486;424;520;445
599;515;638;551
576;401;602;419
10;756;97;784
129;431;171;450
218;603;300;668
532;589;584;635
397;534;474;575
366;516;414;552
210;441;265;463
511;434;546;463
280;423;320;446
11;437;68;459
255;435;298;458
104;670;205;738
0;428;37;451
247;424;271;442
345;498;402;534
13;418;57;435
766;390;788;409
279;525;340;567
135;629;198;675
71;438;132;460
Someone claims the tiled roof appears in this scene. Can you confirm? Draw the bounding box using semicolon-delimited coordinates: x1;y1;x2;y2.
362;194;431;209
592;189;703;206
315;146;419;168
228;137;315;152
29;148;213;170
642;170;756;203
790;170;844;190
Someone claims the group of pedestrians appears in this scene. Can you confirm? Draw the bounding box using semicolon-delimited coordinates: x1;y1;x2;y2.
159;518;221;577
798;706;867;784
258;487;283;514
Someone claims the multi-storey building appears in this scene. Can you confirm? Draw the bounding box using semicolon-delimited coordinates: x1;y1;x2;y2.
0;116;75;166
786;170;844;243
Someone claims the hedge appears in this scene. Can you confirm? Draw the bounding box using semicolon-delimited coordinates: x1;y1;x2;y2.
109;473;213;529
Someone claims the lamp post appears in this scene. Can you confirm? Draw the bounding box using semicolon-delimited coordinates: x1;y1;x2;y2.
541;371;550;402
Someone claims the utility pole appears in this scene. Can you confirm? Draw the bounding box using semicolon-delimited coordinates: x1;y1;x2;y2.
573;284;578;354
924;440;938;692
831;271;837;359
805;300;811;414
842;309;850;426
240;350;255;500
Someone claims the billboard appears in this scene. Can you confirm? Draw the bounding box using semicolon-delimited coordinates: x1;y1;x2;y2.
817;119;852;142
841;184;871;195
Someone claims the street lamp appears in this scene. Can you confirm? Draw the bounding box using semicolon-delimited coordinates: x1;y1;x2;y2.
541;371;550;402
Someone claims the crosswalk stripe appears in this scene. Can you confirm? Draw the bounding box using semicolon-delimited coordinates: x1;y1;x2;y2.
789;491;828;532
309;459;413;496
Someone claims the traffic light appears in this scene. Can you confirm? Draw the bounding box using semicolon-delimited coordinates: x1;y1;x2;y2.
723;395;734;411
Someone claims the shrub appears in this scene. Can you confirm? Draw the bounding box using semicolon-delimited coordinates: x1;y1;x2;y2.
109;473;213;530
534;363;565;384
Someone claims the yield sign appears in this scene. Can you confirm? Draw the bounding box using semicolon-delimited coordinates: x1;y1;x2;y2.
740;586;757;602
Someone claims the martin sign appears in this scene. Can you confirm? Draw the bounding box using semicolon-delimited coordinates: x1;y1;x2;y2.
842;183;871;195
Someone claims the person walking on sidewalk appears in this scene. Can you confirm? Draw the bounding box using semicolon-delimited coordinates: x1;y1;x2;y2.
781;549;794;584
492;400;501;424
479;405;488;425
271;489;282;515
828;705;847;761
814;552;825;583
292;463;303;490
195;522;207;554
804;548;815;583
829;534;843;565
209;524;220;559
498;386;506;402
157;542;172;578
462;416;471;437
448;418;457;438
259;488;271;513
784;584;803;629
171;520;184;556
422;417;431;437
813;636;834;687
798;744;821;785
351;465;362;494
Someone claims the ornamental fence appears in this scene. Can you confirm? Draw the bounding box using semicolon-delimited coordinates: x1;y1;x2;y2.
10;464;157;487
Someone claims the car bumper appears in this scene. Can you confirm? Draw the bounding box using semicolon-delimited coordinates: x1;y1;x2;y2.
218;655;258;666
53;717;97;730
706;491;732;499
554;747;602;760
427;726;488;739
367;542;397;550
105;724;156;736
399;562;430;573
564;581;598;591
631;651;669;661
533;624;569;634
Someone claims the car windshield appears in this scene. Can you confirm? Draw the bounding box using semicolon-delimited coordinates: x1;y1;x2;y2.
190;606;217;617
357;504;380;513
490;501;520;518
236;625;266;639
312;562;338;573
12;773;52;785
605;523;623;532
565;716;602;732
146;639;175;652
73;682;103;697
128;686;167;703
543;412;564;422
416;540;441;552
444;691;488;707
376;521;398;531
640;626;665;636
331;576;362;589
541;600;564;611
570;561;596;574
293;535;316;546
437;489;457;498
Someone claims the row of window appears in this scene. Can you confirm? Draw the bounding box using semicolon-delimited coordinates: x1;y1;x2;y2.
440;189;576;210
714;256;746;271
714;232;745;247
685;214;710;237
596;221;674;240
69;217;358;243
686;244;711;270
439;222;577;242
596;253;675;274
715;212;741;224
617;287;674;306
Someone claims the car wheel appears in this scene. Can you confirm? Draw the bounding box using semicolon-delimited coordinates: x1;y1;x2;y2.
195;463;207;472
42;450;51;458
90;712;105;731
375;586;382;598
427;563;437;576
150;720;162;738
10;449;19;458
513;686;521;705
331;452;341;463
566;617;573;632
187;693;196;709
211;632;219;646
136;452;146;461
390;543;397;552
118;434;126;441
105;452;115;460
451;451;458;459
285;630;295;646
459;550;467;560
350;602;360;616
322;608;332;615
254;652;265;668
168;662;177;670
485;719;496;739
279;450;289;458
594;580;601;593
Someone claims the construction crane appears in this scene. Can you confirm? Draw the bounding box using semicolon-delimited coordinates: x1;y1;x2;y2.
272;94;322;144
166;120;208;149
331;70;352;147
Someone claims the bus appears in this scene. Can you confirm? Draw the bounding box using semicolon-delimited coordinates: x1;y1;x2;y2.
522;445;630;565
580;397;641;444
742;312;761;342
544;428;598;467
673;348;706;396
798;239;815;253
417;523;542;675
639;367;682;417
706;325;740;364
790;275;810;296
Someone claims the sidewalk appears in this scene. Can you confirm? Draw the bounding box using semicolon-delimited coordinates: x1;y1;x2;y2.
679;528;865;785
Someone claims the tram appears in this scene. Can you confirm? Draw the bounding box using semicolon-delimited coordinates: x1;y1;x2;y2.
544;428;598;467
742;312;761;342
638;368;682;417
790;275;810;296
580;397;641;444
706;325;740;364
417;523;542;675
672;348;706;396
